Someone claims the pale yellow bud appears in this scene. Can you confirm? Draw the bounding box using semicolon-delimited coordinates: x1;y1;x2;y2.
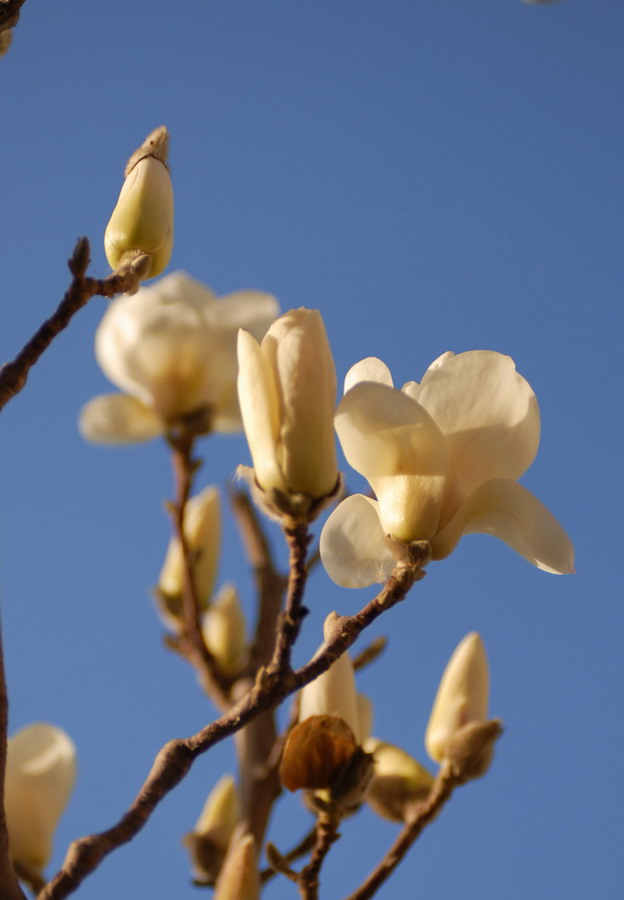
183;775;240;884
5;724;77;877
237;308;338;518
363;738;434;822
425;632;489;764
158;486;220;630
105;126;174;279
201;583;248;677
213;831;259;900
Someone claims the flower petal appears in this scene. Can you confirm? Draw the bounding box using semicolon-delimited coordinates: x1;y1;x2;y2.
416;351;541;513
79;393;163;443
320;495;396;588
210;290;280;336
431;478;575;574
344;357;394;394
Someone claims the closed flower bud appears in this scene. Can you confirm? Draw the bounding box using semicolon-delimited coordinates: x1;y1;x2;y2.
279;715;358;792
105;125;174;279
183;775;239;885
363;738;434;822
425;632;489;764
201;583;248;677
213;831;259;900
5;723;77;878
237;308;339;519
157;486;220;630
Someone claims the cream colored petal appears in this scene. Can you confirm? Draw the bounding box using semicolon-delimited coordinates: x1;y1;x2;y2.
5;724;77;873
193;775;240;846
211;290;280;336
344;357;394;393
237;329;286;494
262;309;338;498
320;494;396;588
213;832;259;900
79;393;163;443
417;351;541;517
202;583;247;677
150;271;219;310
356;694;373;745
431;478;575;574
425;633;489;764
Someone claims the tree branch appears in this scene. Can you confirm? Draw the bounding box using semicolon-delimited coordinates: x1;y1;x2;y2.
38;552;429;900
0;0;26;33
0;238;149;412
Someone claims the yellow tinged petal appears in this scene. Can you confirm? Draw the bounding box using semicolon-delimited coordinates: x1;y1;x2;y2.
79;393;163;443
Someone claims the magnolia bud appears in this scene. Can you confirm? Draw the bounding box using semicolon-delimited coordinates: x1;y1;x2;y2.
213;831;259;900
363;738;434;822
201;583;248;677
425;632;489;764
105;126;174;279
5;724;77;878
279;715;358;792
157;486;220;631
183;775;239;885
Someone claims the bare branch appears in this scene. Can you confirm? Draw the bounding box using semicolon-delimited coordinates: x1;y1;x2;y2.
0;0;26;34
0;239;150;412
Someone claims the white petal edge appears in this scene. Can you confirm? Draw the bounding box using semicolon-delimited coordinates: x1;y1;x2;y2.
320;494;396;588
431;478;575;574
344;357;394;394
79;393;164;443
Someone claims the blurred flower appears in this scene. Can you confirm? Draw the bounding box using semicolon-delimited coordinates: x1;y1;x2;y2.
80;272;279;443
321;351;574;587
279;715;359;792
5;723;77;878
156;485;220;630
213;831;259;900
425;632;492;769
183;775;239;885
363;738;434;822
202;583;248;677
105;126;174;279
237;308;339;519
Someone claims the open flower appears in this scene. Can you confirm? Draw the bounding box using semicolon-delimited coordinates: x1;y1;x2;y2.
79;272;279;443
5;723;77;879
321;351;574;587
237;308;339;518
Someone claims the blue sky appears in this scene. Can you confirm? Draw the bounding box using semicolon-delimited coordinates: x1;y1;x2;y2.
1;1;623;898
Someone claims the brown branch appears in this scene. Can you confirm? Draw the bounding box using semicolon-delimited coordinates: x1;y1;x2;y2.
0;0;26;33
0;239;150;412
298;808;341;900
260;827;317;885
38;553;429;900
267;519;311;677
0;619;29;900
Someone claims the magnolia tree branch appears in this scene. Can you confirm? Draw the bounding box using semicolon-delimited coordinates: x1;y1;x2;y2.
0;0;26;33
0;238;150;412
268;519;311;677
38;553;429;900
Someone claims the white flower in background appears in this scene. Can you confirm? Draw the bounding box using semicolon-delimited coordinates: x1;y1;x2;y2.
157;485;220;629
425;632;489;764
321;351;574;587
237;308;339;516
202;583;248;677
104;126;174;280
5;723;77;878
80;272;279;443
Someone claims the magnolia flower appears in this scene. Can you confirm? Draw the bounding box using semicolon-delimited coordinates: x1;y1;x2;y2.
425;632;489;764
80;272;279;443
321;351;574;587
237;308;339;517
363;738;434;822
105;126;174;280
183;775;240;885
5;723;77;878
201;583;248;677
157;485;220;630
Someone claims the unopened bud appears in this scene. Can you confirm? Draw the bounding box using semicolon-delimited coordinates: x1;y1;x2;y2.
213;831;259;900
444;718;503;783
363;738;434;822
183;775;239;885
279;715;358;792
202;583;248;677
105;126;174;279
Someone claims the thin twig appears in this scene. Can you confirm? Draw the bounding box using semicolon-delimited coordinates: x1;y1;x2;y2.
0;239;148;412
352;636;388;672
0;0;26;33
38;555;429;900
299;808;341;900
260;827;317;884
268;519;311;677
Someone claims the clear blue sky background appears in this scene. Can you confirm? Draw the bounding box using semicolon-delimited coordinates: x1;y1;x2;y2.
1;1;622;898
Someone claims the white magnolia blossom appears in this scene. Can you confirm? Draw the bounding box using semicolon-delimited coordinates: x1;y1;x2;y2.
298;613;369;745
80;272;279;443
425;632;489;764
321;351;574;587
5;723;77;876
237;308;338;510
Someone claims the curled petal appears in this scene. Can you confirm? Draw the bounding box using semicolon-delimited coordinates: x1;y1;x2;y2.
320;495;396;588
417;351;541;515
79;393;163;443
344;357;394;393
431;478;575;574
